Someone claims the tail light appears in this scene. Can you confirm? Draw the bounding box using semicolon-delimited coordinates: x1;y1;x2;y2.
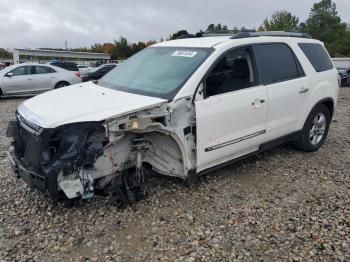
74;72;80;78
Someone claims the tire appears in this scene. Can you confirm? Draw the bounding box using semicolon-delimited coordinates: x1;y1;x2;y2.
294;104;331;152
0;88;2;99
55;81;70;89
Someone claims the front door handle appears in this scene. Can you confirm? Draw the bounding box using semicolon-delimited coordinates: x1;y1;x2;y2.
299;87;309;94
251;99;266;106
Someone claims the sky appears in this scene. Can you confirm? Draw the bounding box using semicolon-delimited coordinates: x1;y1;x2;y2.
0;0;349;49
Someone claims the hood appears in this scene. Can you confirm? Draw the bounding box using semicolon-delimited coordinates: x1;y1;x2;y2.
18;82;167;128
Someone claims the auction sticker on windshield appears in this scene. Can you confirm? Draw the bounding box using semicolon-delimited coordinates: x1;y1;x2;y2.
171;50;198;58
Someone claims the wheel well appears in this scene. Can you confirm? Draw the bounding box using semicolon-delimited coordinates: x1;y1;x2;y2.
142;132;187;179
55;81;70;88
320;99;334;117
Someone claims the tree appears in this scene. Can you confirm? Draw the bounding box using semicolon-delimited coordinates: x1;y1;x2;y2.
206;23;229;32
258;10;299;31
303;0;349;56
232;26;240;33
0;48;12;58
207;24;215;31
113;37;132;60
170;30;189;40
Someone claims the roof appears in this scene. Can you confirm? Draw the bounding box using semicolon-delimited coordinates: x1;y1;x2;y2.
153;35;320;49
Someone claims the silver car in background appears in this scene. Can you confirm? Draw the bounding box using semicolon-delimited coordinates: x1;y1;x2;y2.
0;63;82;98
77;64;92;75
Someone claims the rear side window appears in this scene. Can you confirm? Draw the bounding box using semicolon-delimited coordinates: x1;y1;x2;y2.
35;66;55;74
256;43;304;85
298;43;333;72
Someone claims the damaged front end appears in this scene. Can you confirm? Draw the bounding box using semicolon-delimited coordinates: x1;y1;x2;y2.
6;113;107;202
6;97;197;207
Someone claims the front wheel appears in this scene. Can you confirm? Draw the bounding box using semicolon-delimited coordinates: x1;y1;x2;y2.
294;104;331;152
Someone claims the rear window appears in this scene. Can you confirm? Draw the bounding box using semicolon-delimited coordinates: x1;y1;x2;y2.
298;43;333;72
256;43;304;85
51;62;78;71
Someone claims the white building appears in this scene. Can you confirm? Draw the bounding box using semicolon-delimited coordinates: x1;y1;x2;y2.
12;48;111;65
332;58;350;68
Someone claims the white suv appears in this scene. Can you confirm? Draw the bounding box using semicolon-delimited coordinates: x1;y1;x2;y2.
6;31;339;207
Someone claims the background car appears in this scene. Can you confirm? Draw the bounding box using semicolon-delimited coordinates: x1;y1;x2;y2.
48;61;80;77
0;63;5;70
336;67;350;87
81;63;117;82
0;63;81;98
77;64;92;75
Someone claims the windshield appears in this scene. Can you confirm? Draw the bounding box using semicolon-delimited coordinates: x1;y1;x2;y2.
98;47;212;100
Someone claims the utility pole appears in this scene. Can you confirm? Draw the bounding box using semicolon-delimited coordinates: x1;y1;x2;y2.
65;41;68;61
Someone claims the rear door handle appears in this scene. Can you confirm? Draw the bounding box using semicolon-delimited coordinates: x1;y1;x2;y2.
299;87;309;94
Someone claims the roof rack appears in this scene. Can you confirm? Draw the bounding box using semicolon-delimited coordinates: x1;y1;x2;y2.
231;31;312;39
177;31;235;39
176;30;312;40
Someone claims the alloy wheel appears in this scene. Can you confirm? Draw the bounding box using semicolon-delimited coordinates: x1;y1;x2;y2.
309;112;327;145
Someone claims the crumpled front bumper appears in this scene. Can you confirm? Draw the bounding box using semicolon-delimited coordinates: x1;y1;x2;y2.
7;146;46;191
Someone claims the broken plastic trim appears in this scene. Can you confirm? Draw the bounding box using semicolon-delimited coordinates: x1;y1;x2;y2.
7;119;107;201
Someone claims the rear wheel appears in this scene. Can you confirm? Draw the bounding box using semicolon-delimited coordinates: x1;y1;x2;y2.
0;88;3;99
55;81;70;89
294;104;331;152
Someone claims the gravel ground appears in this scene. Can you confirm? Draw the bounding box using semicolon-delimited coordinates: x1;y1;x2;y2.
0;89;349;262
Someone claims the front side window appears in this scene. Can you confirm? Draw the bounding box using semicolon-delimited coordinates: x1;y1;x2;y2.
298;43;333;72
256;43;304;85
205;46;257;98
35;66;55;74
99;47;212;100
10;66;30;76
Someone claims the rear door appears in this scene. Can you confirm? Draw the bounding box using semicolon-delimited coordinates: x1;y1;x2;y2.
255;43;307;140
2;66;35;94
33;65;57;91
195;46;268;172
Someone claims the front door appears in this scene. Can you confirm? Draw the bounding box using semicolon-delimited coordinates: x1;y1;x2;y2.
2;66;35;95
195;46;268;172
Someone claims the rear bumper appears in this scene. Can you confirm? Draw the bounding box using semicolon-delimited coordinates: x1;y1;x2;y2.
7;146;46;191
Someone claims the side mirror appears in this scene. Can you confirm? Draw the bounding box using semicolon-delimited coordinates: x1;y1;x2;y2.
5;72;13;77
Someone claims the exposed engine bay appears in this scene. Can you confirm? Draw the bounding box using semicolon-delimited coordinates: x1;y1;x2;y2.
6;97;197;207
